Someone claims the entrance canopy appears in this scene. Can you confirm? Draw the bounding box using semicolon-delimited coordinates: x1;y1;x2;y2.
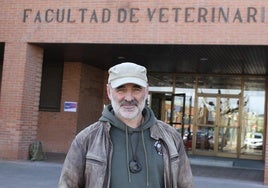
37;43;268;75
33;43;268;91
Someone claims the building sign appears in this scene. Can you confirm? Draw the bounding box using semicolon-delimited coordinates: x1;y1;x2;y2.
22;6;267;24
64;101;78;112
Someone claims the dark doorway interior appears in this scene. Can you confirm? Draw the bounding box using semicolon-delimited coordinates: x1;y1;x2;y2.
0;43;5;94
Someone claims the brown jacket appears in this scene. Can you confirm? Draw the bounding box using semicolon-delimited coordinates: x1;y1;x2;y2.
58;120;194;188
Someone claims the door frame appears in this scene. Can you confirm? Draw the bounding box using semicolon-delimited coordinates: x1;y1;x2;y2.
149;92;187;138
169;93;186;138
193;93;242;158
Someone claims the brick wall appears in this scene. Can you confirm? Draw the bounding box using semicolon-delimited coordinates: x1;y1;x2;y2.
0;43;43;159
37;62;106;153
0;1;267;45
77;64;106;133
37;62;81;153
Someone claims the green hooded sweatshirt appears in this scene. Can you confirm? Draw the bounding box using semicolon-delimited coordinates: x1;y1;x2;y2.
99;105;164;188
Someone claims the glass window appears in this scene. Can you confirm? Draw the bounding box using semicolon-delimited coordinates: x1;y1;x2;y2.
241;77;265;156
0;43;4;96
39;59;64;111
197;76;241;94
148;73;266;159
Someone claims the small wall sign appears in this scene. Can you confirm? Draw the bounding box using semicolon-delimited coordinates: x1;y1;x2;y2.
64;101;78;112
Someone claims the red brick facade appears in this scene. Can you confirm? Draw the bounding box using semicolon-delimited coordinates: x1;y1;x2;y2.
37;62;106;153
0;0;268;184
0;43;43;159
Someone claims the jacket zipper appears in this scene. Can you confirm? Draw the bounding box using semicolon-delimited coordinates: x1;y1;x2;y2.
160;138;173;188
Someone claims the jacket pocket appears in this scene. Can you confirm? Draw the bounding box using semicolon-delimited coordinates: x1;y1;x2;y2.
170;153;180;173
85;154;107;187
170;153;180;163
86;153;106;166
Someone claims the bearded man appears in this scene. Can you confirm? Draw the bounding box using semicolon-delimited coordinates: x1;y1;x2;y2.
58;62;194;188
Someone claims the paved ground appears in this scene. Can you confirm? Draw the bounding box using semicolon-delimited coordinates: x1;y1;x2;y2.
192;165;264;183
0;154;267;188
194;176;267;188
190;155;265;183
0;160;61;188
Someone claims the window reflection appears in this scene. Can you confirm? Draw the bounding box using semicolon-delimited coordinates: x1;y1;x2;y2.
148;73;265;159
241;78;265;156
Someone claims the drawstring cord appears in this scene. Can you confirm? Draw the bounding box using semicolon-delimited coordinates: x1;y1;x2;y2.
125;126;131;183
125;123;149;186
141;129;149;187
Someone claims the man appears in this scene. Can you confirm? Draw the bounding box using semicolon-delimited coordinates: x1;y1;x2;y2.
58;62;193;188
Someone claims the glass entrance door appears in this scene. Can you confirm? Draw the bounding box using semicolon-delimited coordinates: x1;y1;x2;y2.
169;94;186;137
194;94;240;157
150;93;188;137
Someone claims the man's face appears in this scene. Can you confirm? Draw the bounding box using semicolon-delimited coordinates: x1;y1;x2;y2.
107;83;148;121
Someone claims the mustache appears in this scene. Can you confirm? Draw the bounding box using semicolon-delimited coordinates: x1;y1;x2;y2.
120;100;138;106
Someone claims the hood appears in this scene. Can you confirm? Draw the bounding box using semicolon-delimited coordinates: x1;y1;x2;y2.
99;104;157;132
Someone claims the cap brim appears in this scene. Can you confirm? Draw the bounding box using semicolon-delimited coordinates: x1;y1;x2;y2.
110;77;147;88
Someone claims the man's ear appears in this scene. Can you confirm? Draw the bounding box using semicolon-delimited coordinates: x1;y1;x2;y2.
145;86;149;98
106;84;112;100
